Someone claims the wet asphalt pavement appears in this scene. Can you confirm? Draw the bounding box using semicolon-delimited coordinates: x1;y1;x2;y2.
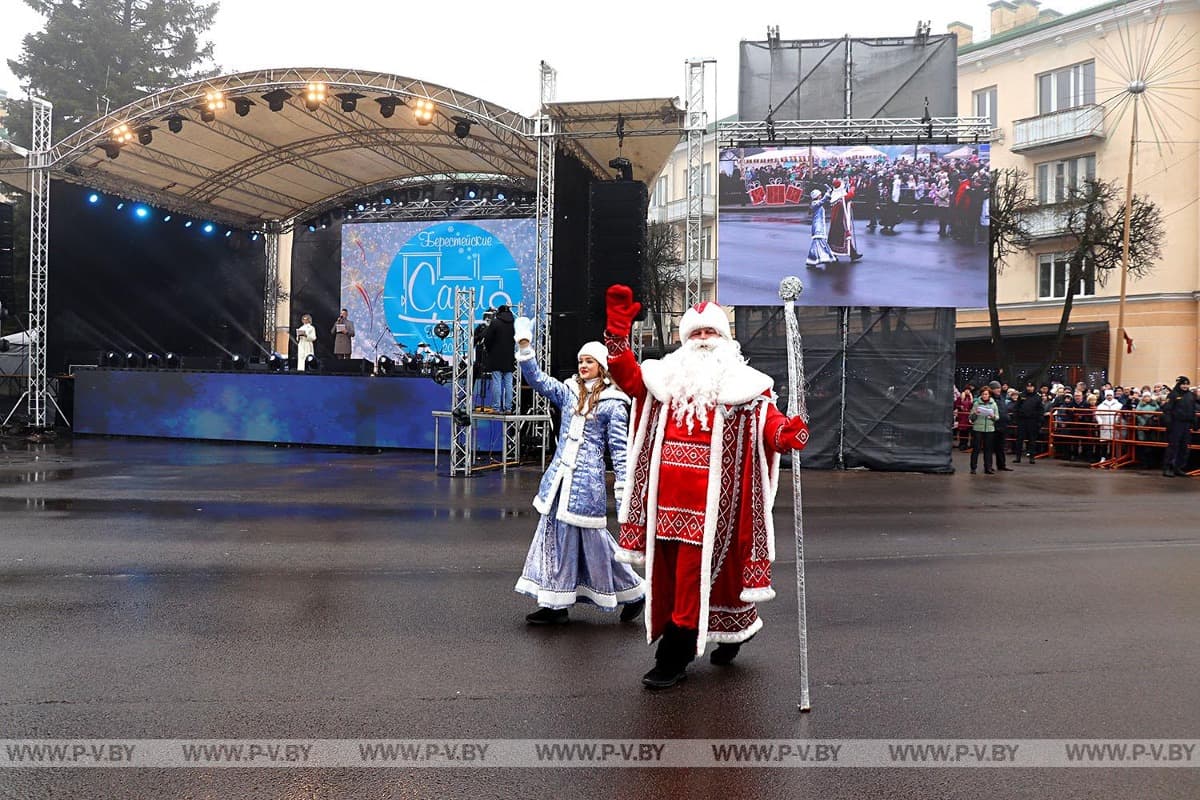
0;435;1197;799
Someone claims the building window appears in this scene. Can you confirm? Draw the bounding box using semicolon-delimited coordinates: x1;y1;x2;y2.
1038;253;1095;300
1036;154;1095;204
702;226;712;259
973;86;997;128
702;163;712;195
1037;61;1095;115
653;175;667;207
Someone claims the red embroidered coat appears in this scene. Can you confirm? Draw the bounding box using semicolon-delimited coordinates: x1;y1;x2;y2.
606;335;807;653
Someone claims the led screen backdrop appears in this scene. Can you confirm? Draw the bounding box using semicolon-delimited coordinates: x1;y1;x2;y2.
340;219;536;362
717;143;989;308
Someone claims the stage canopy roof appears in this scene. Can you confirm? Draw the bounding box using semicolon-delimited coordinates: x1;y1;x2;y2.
0;68;686;230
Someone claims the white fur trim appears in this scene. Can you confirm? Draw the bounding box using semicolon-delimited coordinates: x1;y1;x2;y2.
640;360;773;406
516;347;536;363
515;578;645;610
706;616;763;644
739;586;776;603
555;504;608;529
577;341;609;370
614;547;645;566
679;302;732;343
757;401;780;563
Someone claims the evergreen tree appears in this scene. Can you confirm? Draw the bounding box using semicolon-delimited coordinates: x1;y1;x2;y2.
7;0;220;146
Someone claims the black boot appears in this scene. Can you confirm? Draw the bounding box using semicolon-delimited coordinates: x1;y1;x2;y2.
619;597;645;623
642;624;696;689
710;643;741;666
526;607;569;625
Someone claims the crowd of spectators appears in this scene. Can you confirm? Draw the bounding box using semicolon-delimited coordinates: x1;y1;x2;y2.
954;376;1199;477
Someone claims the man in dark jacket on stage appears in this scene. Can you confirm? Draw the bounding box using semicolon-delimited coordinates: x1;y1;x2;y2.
483;305;517;412
1160;376;1197;477
1014;380;1044;463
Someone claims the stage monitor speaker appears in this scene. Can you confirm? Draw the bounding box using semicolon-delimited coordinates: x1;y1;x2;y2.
0;202;14;314
324;357;371;375
587;180;648;329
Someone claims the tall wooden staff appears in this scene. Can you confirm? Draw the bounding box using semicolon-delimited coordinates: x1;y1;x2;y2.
778;276;811;712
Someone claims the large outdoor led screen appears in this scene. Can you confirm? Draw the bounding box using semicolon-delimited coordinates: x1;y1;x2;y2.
339;218;536;362
717;144;989;307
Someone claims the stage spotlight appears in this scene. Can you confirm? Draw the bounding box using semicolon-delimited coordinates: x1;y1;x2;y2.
224;230;232;238
87;193;100;204
184;220;194;228
376;96;404;118
123;351;142;368
412;98;436;125
262;89;292;112
202;222;215;234
250;232;259;241
200;108;215;123
133;205;150;219
267;353;285;371
304;81;327;111
383;196;393;205
335;92;365;112
116;202;125;210
319;214;331;229
163;214;172;222
377;355;394;375
467;186;477;200
304;354;320;372
233;96;254;117
101;351;120;367
136;126;154;145
166;114;185;133
356;203;366;212
98;143;121;159
608;156;633;181
165;352;181;369
307;223;317;233
496;190;505;201
433;321;451;340
145;352;162;369
204;88;226;114
228;354;246;371
453;117;472;138
110;123;135;144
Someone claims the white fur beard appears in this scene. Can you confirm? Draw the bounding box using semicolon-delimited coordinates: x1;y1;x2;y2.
662;338;744;433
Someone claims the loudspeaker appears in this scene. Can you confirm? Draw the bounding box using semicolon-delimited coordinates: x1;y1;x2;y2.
323;357;371;375
587;181;647;328
0;202;14;314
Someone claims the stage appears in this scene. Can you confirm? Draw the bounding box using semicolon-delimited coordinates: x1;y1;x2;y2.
72;367;455;450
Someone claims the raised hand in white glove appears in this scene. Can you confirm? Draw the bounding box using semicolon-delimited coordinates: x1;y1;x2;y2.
513;316;534;348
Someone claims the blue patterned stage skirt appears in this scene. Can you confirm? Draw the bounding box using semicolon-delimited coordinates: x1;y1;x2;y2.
515;497;645;610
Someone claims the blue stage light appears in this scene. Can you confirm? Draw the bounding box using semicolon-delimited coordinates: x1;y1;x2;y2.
87;193;100;204
250;232;259;241
224;230;232;238
116;202;125;210
202;223;215;234
383;197;393;205
307;224;317;232
496;191;505;201
184;220;194;228
163;214;172;222
134;205;150;219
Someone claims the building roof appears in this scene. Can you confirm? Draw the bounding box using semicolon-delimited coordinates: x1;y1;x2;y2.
959;0;1129;55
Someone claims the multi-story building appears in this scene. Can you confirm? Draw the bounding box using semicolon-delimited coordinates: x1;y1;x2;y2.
953;0;1199;387
644;125;720;347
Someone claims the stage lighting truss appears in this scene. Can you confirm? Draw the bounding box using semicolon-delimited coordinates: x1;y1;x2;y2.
412;98;436;125
304;82;327;111
715;116;993;148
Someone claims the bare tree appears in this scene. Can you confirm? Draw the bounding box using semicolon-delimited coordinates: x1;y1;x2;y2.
641;221;684;350
986;168;1036;382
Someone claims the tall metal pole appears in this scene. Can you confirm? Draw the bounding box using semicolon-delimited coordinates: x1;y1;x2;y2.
1113;89;1141;386
532;61;556;416
684;59;713;309
27;97;53;429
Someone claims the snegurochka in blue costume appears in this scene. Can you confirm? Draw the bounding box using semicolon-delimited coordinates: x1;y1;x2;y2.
512;316;646;625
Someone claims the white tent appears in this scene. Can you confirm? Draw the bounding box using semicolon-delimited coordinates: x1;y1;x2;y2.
942;145;977;159
836;145;886;159
741;146;833;163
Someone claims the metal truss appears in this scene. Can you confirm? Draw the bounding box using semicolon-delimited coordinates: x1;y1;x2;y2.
299;173;532;227
348;200;535;223
684;59;712;309
717;116;993;146
263;232;279;346
449;287;476;476
4;98;61;430
531;62;557;417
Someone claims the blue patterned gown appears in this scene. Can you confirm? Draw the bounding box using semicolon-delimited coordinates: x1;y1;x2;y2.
806;195;836;267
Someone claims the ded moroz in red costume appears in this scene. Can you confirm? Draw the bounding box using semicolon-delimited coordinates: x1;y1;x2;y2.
603;286;809;688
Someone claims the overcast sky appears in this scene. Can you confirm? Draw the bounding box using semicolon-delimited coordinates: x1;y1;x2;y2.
2;0;1099;119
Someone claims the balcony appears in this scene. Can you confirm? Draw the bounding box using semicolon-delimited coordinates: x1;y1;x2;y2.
1022;204;1071;240
1011;105;1104;152
647;195;716;225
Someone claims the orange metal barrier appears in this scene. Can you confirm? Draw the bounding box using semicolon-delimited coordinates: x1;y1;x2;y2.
1043;408;1199;475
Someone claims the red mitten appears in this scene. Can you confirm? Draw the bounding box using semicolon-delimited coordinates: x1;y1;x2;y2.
605;284;642;338
779;416;810;450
